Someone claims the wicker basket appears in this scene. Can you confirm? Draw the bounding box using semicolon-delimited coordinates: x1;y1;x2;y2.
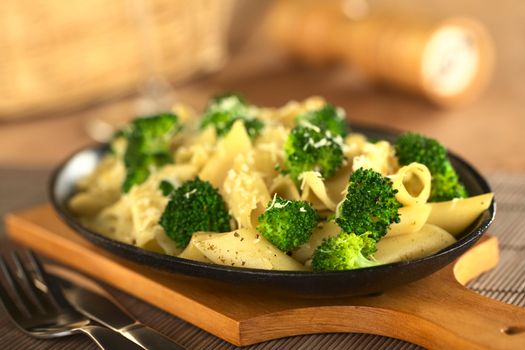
0;0;235;120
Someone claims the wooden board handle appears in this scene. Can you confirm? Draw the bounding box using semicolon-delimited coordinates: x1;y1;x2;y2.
420;280;525;350
240;237;525;349
244;284;525;349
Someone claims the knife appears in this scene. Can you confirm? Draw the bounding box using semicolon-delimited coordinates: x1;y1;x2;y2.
49;268;185;350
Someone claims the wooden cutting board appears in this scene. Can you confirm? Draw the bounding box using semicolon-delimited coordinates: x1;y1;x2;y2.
5;204;525;350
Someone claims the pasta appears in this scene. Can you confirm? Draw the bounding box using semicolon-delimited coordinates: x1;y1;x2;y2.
69;95;494;272
374;224;457;263
351;140;398;176
199;120;252;187
269;175;301;200
300;171;337;211
293;221;340;263
253;124;288;184
271;96;327;127
223;153;272;229
175;127;217;171
386;204;432;237
390;162;432;206
183;229;306;270
69;154;125;216
426;193;494;236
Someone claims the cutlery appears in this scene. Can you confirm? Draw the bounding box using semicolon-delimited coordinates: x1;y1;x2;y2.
0;250;143;350
51;265;185;350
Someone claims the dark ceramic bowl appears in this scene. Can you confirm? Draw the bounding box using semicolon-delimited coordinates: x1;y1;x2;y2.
49;125;495;298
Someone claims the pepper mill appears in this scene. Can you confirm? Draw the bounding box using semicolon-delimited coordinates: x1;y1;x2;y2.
266;0;493;107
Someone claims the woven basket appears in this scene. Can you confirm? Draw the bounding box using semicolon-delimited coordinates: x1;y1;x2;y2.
0;0;235;120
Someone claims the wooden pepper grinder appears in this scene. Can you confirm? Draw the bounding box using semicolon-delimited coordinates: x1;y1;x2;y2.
266;0;494;107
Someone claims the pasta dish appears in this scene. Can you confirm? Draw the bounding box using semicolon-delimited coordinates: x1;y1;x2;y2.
69;94;493;271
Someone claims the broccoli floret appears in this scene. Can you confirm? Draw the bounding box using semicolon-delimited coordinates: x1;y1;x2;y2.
210;91;247;104
112;126;131;140
311;232;378;271
200;93;264;139
430;163;468;202
394;132;467;202
336;168;401;241
284;123;344;182
122;165;150;193
394;132;448;174
257;196;319;252
159;177;231;248
158;180;175;196
295;104;349;137
242;117;265;139
122;113;180;193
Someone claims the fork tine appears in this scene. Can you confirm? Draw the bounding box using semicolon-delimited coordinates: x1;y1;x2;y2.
0;265;26;322
26;250;69;308
0;255;38;316
13;251;55;313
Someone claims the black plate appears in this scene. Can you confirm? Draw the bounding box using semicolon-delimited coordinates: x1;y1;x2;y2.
49;125;495;298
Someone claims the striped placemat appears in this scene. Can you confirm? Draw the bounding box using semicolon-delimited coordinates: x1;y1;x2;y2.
0;169;523;350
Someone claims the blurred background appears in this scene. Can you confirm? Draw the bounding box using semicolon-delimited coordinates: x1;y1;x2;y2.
0;0;524;172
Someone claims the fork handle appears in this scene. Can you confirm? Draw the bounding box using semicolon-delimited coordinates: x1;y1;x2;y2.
78;325;145;350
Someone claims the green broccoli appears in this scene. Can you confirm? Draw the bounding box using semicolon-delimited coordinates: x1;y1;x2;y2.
112;127;131;140
394;132;467;202
430;163;468;202
159;177;231;248
210;91;247;105
158;180;175;196
284;123;344;182
256;196;319;252
295;104;349;137
311;232;378;271
336;168;401;241
200;93;264;139
122;113;181;193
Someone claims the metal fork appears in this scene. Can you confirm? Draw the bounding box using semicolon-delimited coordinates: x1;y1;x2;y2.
0;250;143;350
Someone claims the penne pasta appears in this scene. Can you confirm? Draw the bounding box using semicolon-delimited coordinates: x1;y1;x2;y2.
324;162;353;206
178;234;213;263
275;96;327;127
344;133;367;159
253;124;288;184
84;199;134;244
223;156;272;229
374;224;456;264
199;120;252;188
270;175;301;200
188;229;306;270
175;128;217;171
300;171;337;211
386;204;432;237
69;154;125;216
426;193;494;236
352;140;398;176
155;229;183;256
293;221;340;263
390;162;431;206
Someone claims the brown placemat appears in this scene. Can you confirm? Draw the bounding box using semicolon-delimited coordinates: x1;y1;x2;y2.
0;169;523;350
